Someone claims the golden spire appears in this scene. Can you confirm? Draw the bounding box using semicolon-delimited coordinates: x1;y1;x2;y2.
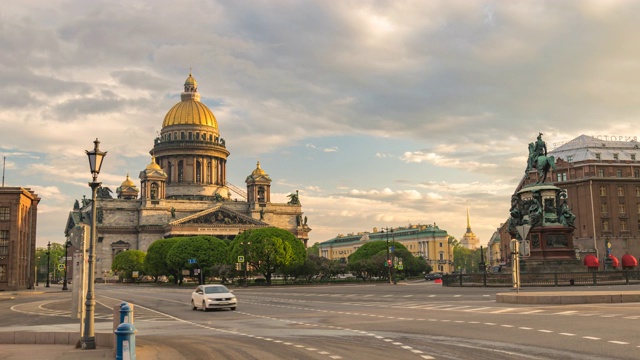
466;207;472;233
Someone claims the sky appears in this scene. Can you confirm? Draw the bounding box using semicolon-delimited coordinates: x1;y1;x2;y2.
2;0;640;249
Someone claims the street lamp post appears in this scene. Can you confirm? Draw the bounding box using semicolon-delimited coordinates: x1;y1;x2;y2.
391;229;396;285
241;240;251;287
381;228;391;284
82;138;107;350
45;241;51;288
62;240;70;291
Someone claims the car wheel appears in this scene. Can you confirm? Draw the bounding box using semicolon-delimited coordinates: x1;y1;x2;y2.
230;307;236;311
202;301;207;312
191;300;197;310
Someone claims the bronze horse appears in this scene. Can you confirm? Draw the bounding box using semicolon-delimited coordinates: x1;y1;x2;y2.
527;143;556;183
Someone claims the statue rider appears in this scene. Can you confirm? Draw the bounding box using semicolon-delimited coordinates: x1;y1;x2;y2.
527;132;548;176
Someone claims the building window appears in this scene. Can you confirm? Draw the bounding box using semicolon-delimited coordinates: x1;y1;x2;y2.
602;219;610;231
439;242;443;247
618;186;625;197
439;252;444;260
178;160;184;183
0;207;9;221
0;230;8;256
600;203;608;213
557;173;567;181
595;153;601;160
567;155;573;162
632;154;637;161
0;265;6;282
181;132;186;140
616;169;623;178
637;203;640;214
598;169;605;177
150;183;158;200
619;203;626;214
613;153;619;160
599;186;607;196
621;219;628;231
635;169;640;178
196;161;202;183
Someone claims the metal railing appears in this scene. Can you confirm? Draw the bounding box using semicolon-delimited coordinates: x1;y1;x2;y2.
442;270;640;287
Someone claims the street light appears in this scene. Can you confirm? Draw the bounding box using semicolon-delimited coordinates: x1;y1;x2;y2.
241;240;251;287
381;228;392;284
82;138;107;350
391;229;396;285
45;241;51;288
62;240;70;291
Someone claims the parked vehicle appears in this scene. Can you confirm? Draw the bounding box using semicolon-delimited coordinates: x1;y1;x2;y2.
424;272;443;281
191;284;237;311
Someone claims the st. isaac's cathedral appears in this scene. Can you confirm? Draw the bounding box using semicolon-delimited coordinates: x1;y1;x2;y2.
65;73;311;279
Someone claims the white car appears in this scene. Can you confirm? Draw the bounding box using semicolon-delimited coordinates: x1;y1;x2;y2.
191;284;237;312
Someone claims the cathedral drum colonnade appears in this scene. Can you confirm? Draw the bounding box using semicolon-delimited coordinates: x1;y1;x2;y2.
65;73;311;279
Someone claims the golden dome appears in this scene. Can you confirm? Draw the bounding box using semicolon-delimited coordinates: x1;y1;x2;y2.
252;161;266;176
162;100;217;128
121;174;135;187
146;156;162;170
185;74;197;87
162;73;218;128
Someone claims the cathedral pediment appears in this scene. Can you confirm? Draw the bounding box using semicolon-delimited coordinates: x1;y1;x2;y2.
169;205;265;226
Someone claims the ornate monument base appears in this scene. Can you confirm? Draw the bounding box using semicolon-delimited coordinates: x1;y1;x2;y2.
528;226;576;260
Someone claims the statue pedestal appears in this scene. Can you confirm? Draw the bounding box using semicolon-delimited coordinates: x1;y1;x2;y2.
528;226;576;260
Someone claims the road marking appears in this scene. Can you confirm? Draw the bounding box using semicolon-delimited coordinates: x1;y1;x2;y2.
608;341;629;345
560;333;576;336
519;310;544;314
501;325;514;328
538;330;553;333
554;311;578;315
519;327;532;330
465;307;490;312
583;336;600;340
491;308;516;313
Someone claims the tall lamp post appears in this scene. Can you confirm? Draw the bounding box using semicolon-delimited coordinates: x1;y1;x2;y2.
62;240;70;291
381;228;392;284
45;241;51;288
390;229;396;285
82;138;106;350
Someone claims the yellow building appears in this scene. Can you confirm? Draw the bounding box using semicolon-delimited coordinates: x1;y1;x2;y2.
318;223;454;273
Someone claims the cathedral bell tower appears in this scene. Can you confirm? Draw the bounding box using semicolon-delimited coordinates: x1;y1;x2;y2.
139;155;167;204
245;161;271;209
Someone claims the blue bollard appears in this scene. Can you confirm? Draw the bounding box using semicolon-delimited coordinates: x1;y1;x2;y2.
120;303;133;324
115;322;136;360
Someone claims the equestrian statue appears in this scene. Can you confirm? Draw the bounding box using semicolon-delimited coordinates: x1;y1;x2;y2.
525;132;556;183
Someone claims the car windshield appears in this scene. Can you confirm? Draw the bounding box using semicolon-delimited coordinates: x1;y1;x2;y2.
204;286;229;294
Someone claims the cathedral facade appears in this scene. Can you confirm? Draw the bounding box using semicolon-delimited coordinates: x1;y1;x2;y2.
65;73;311;279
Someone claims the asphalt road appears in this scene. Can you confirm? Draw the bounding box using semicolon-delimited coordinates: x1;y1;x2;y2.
2;281;640;359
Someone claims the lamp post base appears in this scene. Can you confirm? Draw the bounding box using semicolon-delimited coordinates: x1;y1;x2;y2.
81;337;96;350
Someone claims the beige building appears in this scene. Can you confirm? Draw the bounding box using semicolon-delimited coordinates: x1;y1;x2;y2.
64;73;311;279
318;223;454;273
459;208;480;249
0;187;40;291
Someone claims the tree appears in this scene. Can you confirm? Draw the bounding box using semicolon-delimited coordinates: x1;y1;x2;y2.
112;250;146;282
36;242;66;283
166;236;229;284
144;238;180;282
230;228;306;285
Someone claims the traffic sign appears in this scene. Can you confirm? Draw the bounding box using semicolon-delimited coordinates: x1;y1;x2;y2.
188;258;197;264
58;264;65;270
238;256;245;263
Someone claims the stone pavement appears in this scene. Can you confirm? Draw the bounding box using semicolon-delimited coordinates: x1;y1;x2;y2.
2;284;640;359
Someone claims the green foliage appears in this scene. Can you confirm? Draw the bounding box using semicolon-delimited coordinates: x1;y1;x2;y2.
230;228;306;284
144;238;180;282
111;250;146;281
36;242;68;283
165;236;229;284
306;242;320;257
